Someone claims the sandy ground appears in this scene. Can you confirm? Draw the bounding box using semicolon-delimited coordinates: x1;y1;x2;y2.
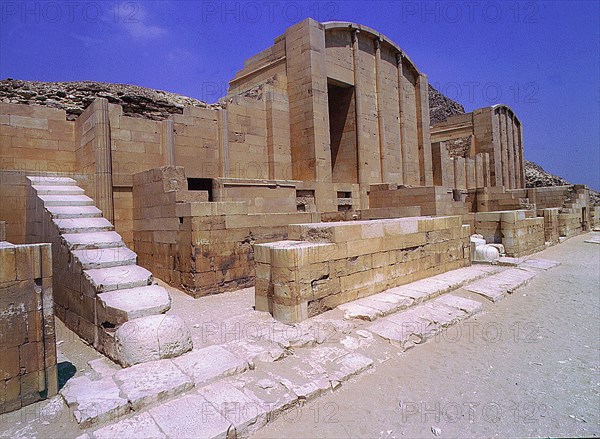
0;233;597;438
255;233;600;438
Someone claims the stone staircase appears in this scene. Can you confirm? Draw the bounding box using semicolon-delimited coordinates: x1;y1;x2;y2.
26;176;192;367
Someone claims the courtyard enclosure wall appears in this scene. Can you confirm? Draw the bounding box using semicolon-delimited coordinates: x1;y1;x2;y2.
255;216;470;323
0;19;594;323
0;232;57;414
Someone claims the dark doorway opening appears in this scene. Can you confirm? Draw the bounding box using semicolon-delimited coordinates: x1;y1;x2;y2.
328;81;358;184
187;178;213;201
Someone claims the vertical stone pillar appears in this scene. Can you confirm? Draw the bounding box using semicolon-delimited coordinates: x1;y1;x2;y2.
499;108;509;188
93;98;114;223
285;18;331;183
416;74;433;186
217;107;229;178
374;38;388;183
517;122;526;188
161;119;175;166
396;53;406;185
506;112;515;189
352;28;369;207
265;86;292;180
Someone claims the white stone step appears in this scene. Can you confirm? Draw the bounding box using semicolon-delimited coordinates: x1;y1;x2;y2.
73;247;137;269
46;205;103;219
62;231;125;250
84;265;153;293
97;285;171;325
27;176;77;186
39;194;94;206
53;217;114;234
33;185;85;195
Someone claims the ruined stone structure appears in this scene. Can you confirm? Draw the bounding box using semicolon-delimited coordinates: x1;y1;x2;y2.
0;222;57;413
0;18;594;338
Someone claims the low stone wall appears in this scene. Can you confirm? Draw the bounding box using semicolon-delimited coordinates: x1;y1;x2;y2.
558;212;583;238
0;240;57;414
538;208;560;245
255;216;470;323
474;210;545;257
133;167;320;297
369;185;469;216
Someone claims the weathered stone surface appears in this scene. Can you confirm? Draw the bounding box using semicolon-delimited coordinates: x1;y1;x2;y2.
264;355;331;400
172;345;249;386
113;314;192;367
92;412;166;439
199;381;267;437
149;394;232;439
62;231;124;250
114;359;194;410
435;294;483;314
223;339;287;366
73;246;137;269
520;258;561;271
60;376;129;427
88;357;121;380
225;370;297;421
84;265;153;293
464;268;536;302
97;285;171;326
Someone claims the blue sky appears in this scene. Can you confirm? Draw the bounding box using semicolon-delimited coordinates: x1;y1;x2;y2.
1;0;598;190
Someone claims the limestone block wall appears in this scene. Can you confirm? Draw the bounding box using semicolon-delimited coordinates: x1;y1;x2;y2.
431;105;525;190
1;104;77;243
255;216;470;323
132;167;320;297
369;184;469;216
0;239;57;414
538;208;560;245
592;206;600;229
474;210;545;257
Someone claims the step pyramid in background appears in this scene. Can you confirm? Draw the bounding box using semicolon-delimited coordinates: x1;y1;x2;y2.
26;176;192;367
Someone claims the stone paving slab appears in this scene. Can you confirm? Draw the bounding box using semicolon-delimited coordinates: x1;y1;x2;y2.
73;246;137;269
32;184;85;195
39;194;94;206
172;345;250;386
91;412;166;439
223;338;288;366
149;394;232;439
199;381;268;438
114;359;194;410
62;231;124;250
97;285;171;325
225;370;298;421
584;234;600;244
46;205;103;219
264;355;331;400
84;265;153;292
88;358;121;380
60;376;130;428
53;217;114;233
520;258;561;270
463;268;536;302
434;294;483;314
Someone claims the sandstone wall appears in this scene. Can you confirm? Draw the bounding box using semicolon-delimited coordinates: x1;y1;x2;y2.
255;216;470;323
0;240;57;414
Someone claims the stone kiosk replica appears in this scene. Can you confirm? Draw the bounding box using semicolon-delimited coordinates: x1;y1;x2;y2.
0;19;596;416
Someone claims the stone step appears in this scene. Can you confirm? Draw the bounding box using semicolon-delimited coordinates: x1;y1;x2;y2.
463;267;536;302
32;185;85;196
62;231;125;250
84;265;153;293
39;194;94;206
53;217;114;234
97;285;171;325
73;246;137;269
46;205;103;219
27;176;77;186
